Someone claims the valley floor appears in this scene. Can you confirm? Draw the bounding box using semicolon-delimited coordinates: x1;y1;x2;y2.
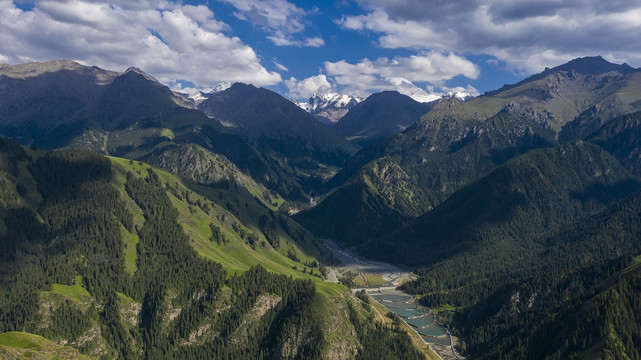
321;238;465;360
321;238;415;287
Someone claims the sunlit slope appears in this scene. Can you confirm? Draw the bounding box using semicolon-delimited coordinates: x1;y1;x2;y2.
110;156;327;278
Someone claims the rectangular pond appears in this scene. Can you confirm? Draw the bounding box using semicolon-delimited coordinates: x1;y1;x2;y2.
405;313;434;328
385;306;430;318
378;294;412;303
422;335;452;347
416;324;447;337
379;301;417;310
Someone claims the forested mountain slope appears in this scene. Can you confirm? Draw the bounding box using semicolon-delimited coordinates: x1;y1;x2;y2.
588;110;641;176
392;143;641;359
294;158;428;245
364;141;640;267
415;190;641;359
0;137;429;359
313;107;557;246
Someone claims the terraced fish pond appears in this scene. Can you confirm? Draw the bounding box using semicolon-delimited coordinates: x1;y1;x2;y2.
405;313;434;328
423;335;452;346
374;293;413;303
368;289;451;349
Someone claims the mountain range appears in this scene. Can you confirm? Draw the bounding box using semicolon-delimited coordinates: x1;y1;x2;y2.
298;56;641;246
2;56;641;359
0;61;359;207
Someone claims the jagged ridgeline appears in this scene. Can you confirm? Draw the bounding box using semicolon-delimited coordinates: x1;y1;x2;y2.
0;138;428;360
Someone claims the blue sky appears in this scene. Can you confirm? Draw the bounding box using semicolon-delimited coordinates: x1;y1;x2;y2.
3;0;641;101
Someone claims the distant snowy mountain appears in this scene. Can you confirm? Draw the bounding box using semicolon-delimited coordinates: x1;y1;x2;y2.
407;87;477;103
189;91;211;104
294;93;363;124
441;89;476;101
186;82;232;105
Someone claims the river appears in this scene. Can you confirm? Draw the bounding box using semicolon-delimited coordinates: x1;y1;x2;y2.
320;238;465;360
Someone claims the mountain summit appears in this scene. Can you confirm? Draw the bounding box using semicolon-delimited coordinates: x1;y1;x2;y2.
333;91;433;146
294;93;363;124
422;56;641;135
487;56;639;96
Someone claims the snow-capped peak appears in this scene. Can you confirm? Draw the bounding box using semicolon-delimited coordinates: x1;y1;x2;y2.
190;91;210;104
212;82;232;93
185;82;233;104
440;86;479;102
294;93;363;124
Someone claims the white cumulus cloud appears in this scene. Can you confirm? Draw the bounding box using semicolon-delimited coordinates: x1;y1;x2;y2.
322;52;479;100
285;74;333;99
342;0;641;73
0;0;281;88
218;0;324;47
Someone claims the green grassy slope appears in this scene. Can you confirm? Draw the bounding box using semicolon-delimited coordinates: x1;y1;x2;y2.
0;332;94;360
110;156;326;278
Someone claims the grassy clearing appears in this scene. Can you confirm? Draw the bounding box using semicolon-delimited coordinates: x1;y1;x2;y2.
0;332;94;359
353;272;386;288
121;224;139;276
47;276;91;303
622;254;641;275
109;157;150;190
110;158;147;276
160;128;175;140
315;282;345;302
431;304;459;315
311;283;361;359
361;174;380;195
0;332;42;350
